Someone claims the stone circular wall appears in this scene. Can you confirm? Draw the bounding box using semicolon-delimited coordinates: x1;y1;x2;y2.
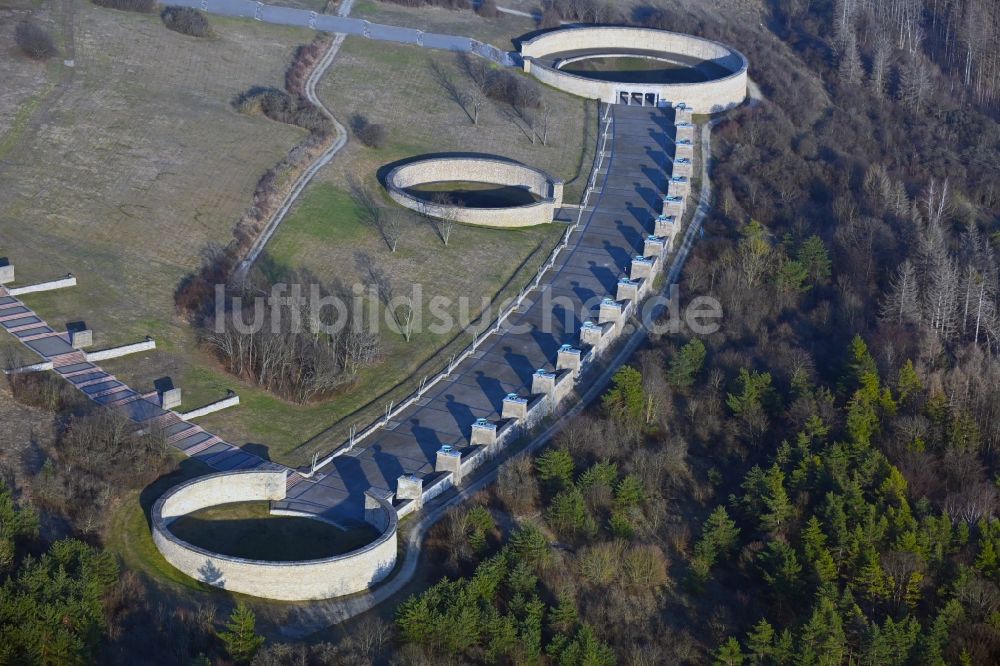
520;26;747;112
385;156;564;228
151;470;398;601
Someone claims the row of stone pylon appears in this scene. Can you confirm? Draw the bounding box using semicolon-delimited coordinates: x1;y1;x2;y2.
393;104;701;502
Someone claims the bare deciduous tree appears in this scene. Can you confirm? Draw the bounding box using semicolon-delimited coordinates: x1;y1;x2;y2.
881;259;921;324
349;178;404;252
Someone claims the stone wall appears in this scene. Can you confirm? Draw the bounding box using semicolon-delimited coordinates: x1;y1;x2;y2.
152;470;398;601
385;157;564;228
520;27;747;112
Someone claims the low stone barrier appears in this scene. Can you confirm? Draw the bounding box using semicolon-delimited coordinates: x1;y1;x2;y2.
520;26;747;112
152;470;398;601
8;274;77;296
385;156;563;228
85;338;156;362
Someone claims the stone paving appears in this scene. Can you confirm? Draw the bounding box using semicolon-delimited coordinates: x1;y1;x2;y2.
0;285;300;487
1;106;678;531
277;103;677;524
169;0;516;66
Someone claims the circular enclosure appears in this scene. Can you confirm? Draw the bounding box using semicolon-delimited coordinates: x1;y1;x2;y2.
151;470;397;601
520;26;748;112
385;156;564;228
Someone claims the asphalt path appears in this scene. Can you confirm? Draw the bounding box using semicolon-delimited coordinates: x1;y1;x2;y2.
168;0;517;65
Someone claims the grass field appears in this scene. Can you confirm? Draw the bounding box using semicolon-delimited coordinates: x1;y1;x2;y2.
0;4;321;449
169;501;377;560
0;2;311;343
195;35;597;464
352;0;536;49
1;7;597;468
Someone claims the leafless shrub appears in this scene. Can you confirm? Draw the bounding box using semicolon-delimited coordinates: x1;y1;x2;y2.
476;0;499;18
6;371;83;413
92;0;158;13
160;6;212;37
350;114;388;148
205;270;380;403
497;456;540;515
35;410;168;529
14;19;57;59
379;0;469;8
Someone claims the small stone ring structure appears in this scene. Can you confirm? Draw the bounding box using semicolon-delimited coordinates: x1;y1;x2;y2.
520;26;748;111
385;155;564;227
151;470;397;600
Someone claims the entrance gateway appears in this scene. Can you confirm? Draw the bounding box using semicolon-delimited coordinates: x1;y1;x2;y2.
618;91;659;106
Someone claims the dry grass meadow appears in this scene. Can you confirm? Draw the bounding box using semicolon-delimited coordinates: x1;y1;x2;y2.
352;0;537;49
0;4;310;442
229;35;597;463
0;3;597;466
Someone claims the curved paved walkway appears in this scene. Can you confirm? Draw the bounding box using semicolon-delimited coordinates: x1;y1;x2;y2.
278;106;719;637
233;0;355;280
3;0;730;613
278;103;679;523
168;0;517;65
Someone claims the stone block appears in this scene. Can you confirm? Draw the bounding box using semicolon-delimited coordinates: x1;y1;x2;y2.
672;157;693;177
502;393;528;420
160;387;182;410
531;368;557;396
69;328;93;349
675;122;696;142
580;321;603;347
557;344;583;376
663;196;686;218
668;176;690;198
617;278;640;302
655;215;677;238
675;139;695;159
644;235;667;259
630;256;656;281
0;261;13;285
396;474;423;502
470;418;497;446
674;104;694;123
435;445;462;483
598;298;623;324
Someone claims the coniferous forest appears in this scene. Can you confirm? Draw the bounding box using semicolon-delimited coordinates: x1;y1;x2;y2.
2;0;1000;664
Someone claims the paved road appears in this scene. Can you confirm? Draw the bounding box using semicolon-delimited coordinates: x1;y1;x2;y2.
277;103;679;524
234;1;354;280
169;0;517;65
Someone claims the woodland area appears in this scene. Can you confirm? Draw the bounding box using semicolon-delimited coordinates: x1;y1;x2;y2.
355;0;1000;664
1;0;999;663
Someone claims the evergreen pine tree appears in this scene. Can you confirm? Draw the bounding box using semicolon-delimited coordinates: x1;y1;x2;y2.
218;603;265;664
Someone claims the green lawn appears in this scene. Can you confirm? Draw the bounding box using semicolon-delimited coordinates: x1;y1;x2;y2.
2;17;598;469
169;501;377;561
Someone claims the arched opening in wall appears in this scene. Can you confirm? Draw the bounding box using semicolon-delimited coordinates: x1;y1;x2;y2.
618;91;660;106
404;181;543;209
167;501;378;561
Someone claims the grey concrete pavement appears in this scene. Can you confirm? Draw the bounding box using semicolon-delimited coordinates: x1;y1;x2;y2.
277;104;679;524
167;0;517;65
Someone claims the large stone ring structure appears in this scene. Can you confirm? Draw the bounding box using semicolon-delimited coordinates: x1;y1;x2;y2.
385;155;564;227
151;470;397;600
520;26;747;112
